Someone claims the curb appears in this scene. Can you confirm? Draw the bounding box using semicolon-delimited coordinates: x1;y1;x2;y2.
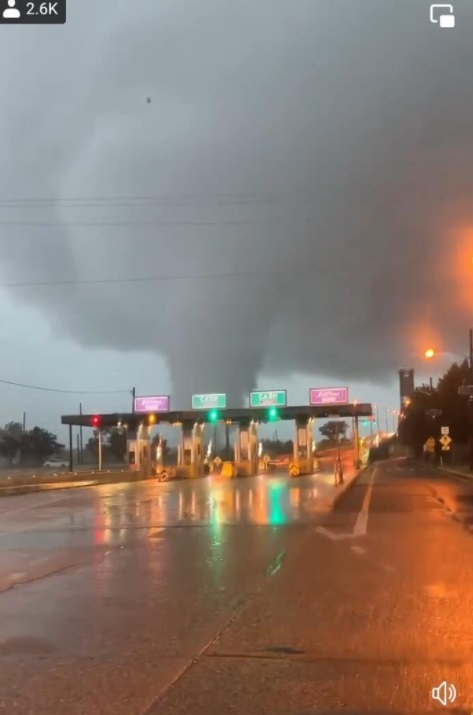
0;475;157;497
329;464;371;510
437;467;473;483
0;480;100;497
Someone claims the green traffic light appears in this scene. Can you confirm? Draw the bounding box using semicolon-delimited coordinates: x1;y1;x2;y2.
208;409;219;423
267;406;279;421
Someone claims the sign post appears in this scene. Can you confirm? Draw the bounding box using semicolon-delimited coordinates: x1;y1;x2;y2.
192;394;227;410
249;390;287;408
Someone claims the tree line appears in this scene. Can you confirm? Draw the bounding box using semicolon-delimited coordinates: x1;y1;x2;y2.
0;421;64;465
398;359;472;456
0;418;357;467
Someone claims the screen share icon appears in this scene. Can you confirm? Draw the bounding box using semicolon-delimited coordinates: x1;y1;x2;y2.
430;4;455;27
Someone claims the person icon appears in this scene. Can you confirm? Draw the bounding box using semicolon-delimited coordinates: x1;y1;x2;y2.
3;0;21;19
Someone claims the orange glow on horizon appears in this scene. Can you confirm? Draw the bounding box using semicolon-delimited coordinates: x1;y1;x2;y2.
451;226;473;312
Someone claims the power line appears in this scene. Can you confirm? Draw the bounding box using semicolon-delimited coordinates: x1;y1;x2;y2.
0;192;280;204
0;266;314;288
0;219;273;227
0;196;282;209
0;378;131;395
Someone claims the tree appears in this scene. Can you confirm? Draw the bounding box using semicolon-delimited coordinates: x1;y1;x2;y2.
107;428;127;461
319;420;348;443
398;359;473;455
260;438;293;457
87;428;127;462
20;427;64;463
0;421;23;464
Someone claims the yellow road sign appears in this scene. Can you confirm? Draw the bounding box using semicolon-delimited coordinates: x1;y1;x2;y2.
289;462;300;477
425;437;435;452
439;435;452;448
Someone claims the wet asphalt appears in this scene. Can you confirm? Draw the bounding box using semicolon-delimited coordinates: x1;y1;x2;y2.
0;458;473;714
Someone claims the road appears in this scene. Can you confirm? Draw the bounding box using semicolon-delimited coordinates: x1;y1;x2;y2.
0;459;473;713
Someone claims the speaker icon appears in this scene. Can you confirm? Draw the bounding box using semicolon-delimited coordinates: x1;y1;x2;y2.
431;681;457;706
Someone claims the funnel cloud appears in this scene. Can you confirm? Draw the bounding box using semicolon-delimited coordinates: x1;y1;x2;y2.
0;0;473;406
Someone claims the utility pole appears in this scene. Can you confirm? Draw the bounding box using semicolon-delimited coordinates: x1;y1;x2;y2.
79;403;83;464
22;412;26;433
354;415;360;467
470;328;473;377
68;424;73;473
132;387;136;413
384;407;389;434
98;429;102;471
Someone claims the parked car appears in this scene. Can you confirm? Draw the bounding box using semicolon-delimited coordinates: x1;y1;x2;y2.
43;458;68;469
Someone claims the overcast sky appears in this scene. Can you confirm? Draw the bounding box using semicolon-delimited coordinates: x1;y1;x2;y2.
0;0;472;441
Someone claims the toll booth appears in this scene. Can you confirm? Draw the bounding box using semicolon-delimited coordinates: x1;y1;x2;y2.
292;417;315;475
234;421;258;477
127;424;152;477
177;422;204;478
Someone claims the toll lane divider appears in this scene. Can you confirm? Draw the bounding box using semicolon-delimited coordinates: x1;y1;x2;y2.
325;464;371;512
312;465;373;513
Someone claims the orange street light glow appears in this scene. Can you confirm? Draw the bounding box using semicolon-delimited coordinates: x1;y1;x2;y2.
424;348;435;359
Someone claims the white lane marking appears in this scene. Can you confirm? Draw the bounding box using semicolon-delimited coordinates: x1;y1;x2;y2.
9;572;26;581
316;467;377;542
350;545;366;555
353;466;376;537
315;526;354;541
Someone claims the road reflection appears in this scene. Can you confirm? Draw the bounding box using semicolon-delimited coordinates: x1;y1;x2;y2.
85;472;334;545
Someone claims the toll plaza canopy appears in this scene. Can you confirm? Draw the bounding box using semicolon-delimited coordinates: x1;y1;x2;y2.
61;403;373;429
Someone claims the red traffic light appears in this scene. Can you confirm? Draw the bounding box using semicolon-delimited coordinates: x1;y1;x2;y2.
91;415;100;427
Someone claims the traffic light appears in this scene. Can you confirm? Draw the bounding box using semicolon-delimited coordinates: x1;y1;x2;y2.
267;406;279;421
91;415;100;428
208;409;220;423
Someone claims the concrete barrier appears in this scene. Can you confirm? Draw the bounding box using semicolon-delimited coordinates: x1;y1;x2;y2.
221;462;235;478
0;469;149;497
235;461;256;477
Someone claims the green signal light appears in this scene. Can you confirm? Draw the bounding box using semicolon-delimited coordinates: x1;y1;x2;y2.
208;409;220;423
267;406;279;421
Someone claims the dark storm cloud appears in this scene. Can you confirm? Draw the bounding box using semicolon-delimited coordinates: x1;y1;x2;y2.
0;0;473;405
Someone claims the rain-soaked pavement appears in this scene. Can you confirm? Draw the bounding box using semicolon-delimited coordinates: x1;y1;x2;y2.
1;458;473;714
